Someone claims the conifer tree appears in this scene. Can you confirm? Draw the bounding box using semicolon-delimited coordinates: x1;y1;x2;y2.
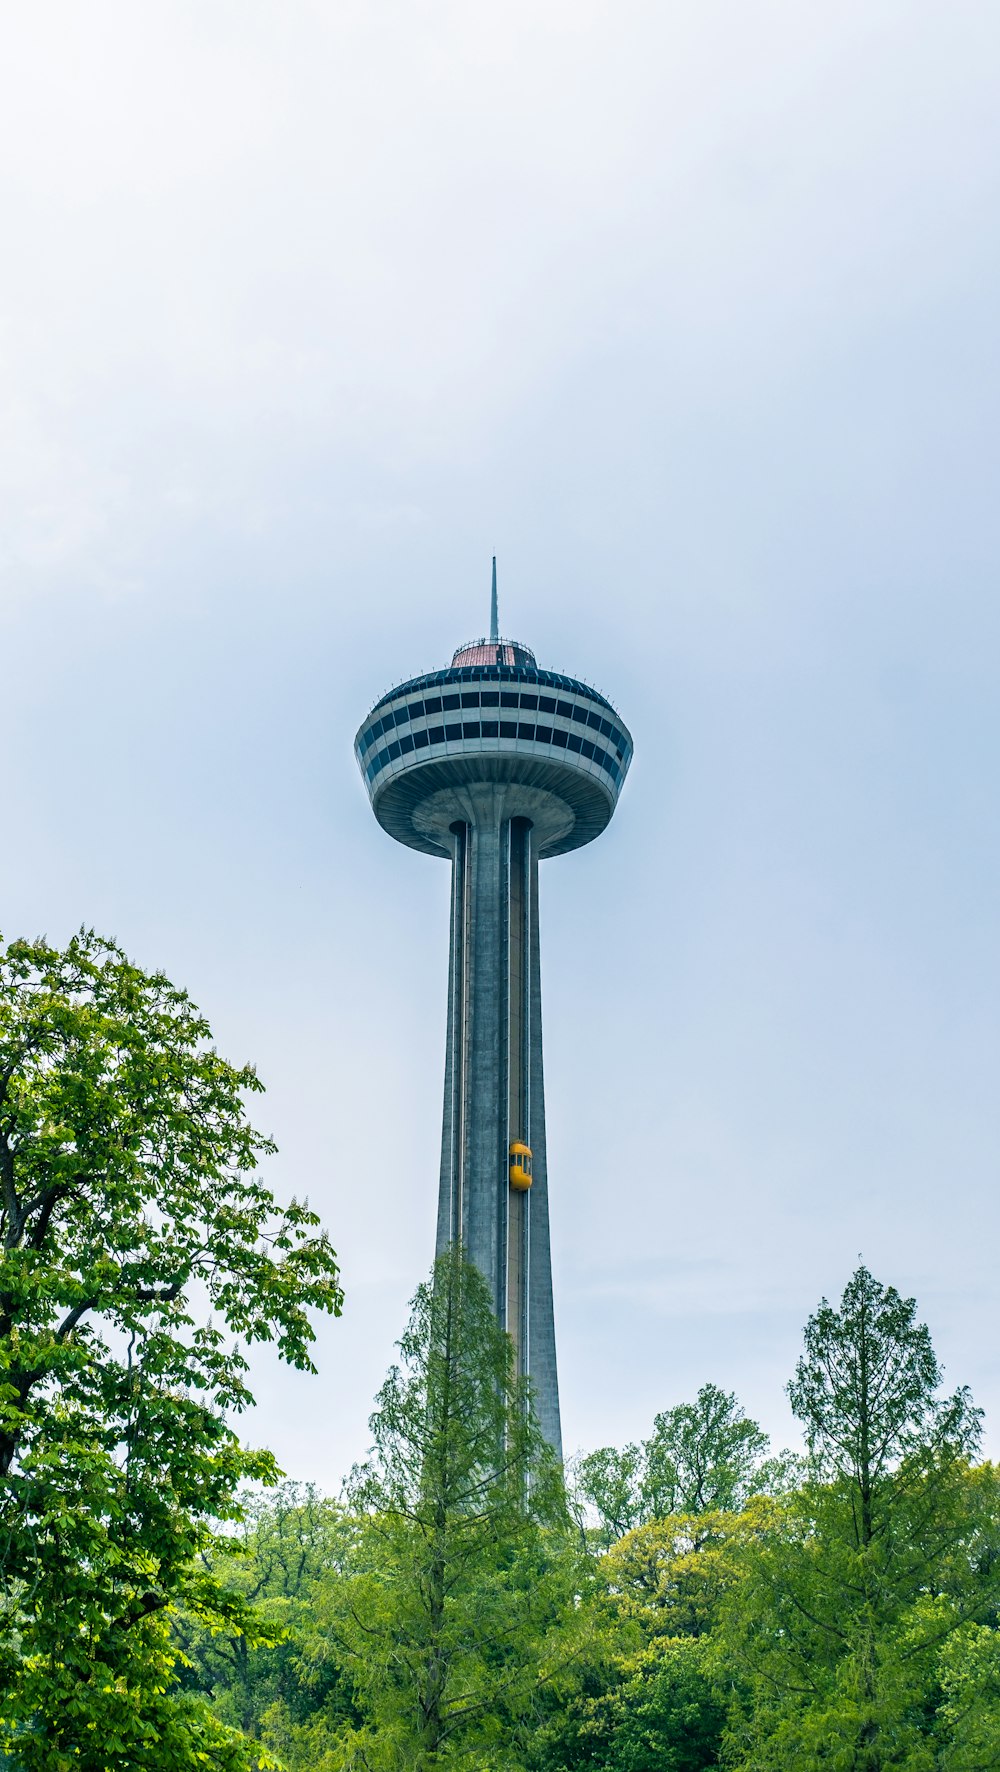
272;1248;583;1771
718;1267;1000;1771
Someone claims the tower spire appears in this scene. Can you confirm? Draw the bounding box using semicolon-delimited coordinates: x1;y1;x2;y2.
490;555;498;643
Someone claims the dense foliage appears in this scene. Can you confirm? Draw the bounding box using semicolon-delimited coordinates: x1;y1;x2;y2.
182;1266;1000;1772
4;930;999;1769
0;931;343;1768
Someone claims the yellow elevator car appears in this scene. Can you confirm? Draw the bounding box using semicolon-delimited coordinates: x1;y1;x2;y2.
509;1141;533;1190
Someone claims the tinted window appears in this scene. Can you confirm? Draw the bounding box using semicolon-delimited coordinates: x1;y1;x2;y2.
572;706;589;724
581;739;595;760
424;696;442;714
499;720;517;738
400;734;415;754
408;700;424;718
481;720;498;737
517;722;536;741
413;729;429;749
535;725;553;744
538;695;555;713
587;711;602;731
461;692;479;708
443;693;460;711
462;721;480;739
552;728;568;748
556;700;573;718
445;723;462;741
599;718;612;738
481;691;499;707
428;725;445;744
501;692;518;707
567;732;583;752
520;694;538;711
388;741;401;761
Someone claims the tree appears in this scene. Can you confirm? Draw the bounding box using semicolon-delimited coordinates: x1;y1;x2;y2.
0;930;343;1768
551;1390;789;1766
528;1504;770;1772
575;1385;786;1549
788;1263;980;1548
176;1483;354;1743
573;1441;646;1546
935;1614;1000;1767
268;1248;584;1771
717;1267;1000;1771
530;1636;725;1772
643;1386;777;1519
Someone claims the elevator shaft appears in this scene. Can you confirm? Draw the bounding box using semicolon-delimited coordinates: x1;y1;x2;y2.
436;793;562;1456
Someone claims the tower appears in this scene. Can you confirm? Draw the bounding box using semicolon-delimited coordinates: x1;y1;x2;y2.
354;564;633;1453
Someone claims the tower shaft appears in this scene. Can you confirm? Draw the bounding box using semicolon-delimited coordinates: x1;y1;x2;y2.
436;792;561;1455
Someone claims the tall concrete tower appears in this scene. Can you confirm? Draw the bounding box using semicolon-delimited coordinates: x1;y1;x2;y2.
354;565;633;1453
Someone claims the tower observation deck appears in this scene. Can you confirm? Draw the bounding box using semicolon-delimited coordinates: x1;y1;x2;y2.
354;564;633;1454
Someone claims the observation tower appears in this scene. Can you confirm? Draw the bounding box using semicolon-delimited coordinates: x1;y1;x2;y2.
354;563;633;1453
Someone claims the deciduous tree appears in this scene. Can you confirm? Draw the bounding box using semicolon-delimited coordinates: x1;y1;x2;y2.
0;930;343;1767
575;1385;787;1549
177;1482;353;1742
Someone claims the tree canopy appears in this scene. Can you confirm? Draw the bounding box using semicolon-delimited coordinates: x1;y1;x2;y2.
169;1263;1000;1772
0;929;343;1767
717;1266;999;1771
4;951;998;1772
271;1248;581;1771
575;1383;789;1549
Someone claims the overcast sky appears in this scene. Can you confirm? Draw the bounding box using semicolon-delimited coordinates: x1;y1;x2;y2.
2;0;999;1483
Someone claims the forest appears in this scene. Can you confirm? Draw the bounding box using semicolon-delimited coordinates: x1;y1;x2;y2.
2;933;999;1770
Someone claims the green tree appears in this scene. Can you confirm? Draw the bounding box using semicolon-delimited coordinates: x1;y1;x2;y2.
267;1248;584;1771
576;1384;787;1549
0;930;343;1769
573;1441;646;1546
176;1483;354;1742
643;1387;777;1519
529;1505;769;1772
789;1263;980;1546
530;1636;724;1772
546;1387;788;1768
717;1266;999;1771
935;1615;1000;1767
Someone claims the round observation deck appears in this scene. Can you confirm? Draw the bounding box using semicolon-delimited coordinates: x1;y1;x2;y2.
354;637;633;859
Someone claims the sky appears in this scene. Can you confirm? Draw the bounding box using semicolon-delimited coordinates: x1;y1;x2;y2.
2;0;999;1484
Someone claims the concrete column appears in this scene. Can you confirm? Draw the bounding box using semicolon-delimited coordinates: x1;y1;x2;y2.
435;791;562;1456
